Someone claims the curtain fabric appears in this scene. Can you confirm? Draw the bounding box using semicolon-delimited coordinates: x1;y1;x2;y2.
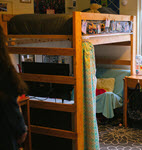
82;42;100;150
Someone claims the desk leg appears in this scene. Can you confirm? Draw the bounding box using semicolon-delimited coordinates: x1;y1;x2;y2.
27;99;32;150
23;100;32;150
123;78;128;128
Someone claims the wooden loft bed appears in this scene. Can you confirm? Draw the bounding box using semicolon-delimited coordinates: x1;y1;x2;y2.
0;12;136;150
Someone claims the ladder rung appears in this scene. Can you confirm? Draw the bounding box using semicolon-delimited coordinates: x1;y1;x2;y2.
30;100;76;112
19;73;76;85
8;46;75;56
7;34;72;40
30;125;77;140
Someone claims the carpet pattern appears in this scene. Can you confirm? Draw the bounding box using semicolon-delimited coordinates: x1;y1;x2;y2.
99;125;142;150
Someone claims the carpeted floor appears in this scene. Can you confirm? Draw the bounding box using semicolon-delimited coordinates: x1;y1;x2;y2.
99;125;142;150
98;115;142;150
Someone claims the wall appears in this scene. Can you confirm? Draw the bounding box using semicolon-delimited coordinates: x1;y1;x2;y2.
95;0;137;69
0;0;34;14
65;0;90;14
120;0;137;16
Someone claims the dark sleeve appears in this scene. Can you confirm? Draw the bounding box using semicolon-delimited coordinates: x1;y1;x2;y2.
0;93;26;139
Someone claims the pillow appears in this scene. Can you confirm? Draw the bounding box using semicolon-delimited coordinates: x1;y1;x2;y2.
97;78;115;92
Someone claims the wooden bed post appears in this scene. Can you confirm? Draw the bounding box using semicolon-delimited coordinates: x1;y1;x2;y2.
0;14;8;36
131;16;136;75
0;14;14;36
73;11;84;150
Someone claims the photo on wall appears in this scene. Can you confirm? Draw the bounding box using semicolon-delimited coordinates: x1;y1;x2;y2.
0;3;7;12
20;0;31;3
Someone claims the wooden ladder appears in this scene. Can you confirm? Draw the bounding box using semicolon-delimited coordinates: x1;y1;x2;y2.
6;12;84;150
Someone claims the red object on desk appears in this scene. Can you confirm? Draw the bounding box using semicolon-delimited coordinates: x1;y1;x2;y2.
18;94;26;100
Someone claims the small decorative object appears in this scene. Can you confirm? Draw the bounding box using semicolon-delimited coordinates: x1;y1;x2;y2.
136;55;142;75
97;24;101;33
111;21;116;32
101;0;107;7
101;23;105;32
87;3;102;13
116;22;122;32
121;0;128;6
20;0;31;3
82;20;87;34
46;9;55;14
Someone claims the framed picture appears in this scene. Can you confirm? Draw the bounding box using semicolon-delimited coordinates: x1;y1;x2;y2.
0;2;13;14
0;3;7;12
20;0;31;3
46;9;55;14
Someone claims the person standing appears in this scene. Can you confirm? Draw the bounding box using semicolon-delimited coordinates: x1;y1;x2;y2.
0;25;28;150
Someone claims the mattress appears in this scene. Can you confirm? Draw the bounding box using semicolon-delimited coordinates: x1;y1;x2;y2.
8;14;73;35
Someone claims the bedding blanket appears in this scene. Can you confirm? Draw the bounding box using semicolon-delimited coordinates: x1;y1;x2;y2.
8;14;72;35
83;42;100;150
96;68;130;118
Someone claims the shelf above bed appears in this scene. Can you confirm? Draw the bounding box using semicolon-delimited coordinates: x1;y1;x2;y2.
82;33;132;45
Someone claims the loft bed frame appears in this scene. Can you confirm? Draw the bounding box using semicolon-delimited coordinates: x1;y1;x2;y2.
0;12;136;150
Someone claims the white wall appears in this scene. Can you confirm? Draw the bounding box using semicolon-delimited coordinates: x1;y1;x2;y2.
0;0;34;14
65;0;90;14
120;0;137;16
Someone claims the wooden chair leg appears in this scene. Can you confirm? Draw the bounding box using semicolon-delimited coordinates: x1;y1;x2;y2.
123;78;128;128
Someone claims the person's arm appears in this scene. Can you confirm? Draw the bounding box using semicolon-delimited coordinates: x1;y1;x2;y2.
0;92;27;143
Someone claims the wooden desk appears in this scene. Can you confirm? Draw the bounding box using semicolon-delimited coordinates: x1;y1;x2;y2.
124;75;142;128
18;97;32;150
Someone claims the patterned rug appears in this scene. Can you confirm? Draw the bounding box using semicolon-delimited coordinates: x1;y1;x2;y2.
99;124;142;150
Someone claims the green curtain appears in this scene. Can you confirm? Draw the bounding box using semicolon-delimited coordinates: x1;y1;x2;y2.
83;42;100;150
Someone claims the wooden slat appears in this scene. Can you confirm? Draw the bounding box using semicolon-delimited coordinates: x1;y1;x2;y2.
82;34;131;45
82;33;132;38
0;15;8;35
73;11;84;150
80;12;131;21
104;41;131;46
30;100;75;112
8;47;75;56
131;16;136;75
96;58;131;65
7;35;72;40
30;125;77;140
8;38;70;46
19;73;76;85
